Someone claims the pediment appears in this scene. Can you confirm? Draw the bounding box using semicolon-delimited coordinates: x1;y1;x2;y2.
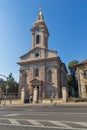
20;47;43;59
20;47;57;59
19;47;57;62
30;79;41;83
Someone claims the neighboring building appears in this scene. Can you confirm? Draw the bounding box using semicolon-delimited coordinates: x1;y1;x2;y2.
75;59;87;98
18;9;67;103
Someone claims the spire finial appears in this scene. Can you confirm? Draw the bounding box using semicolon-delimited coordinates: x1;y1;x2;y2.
37;7;44;21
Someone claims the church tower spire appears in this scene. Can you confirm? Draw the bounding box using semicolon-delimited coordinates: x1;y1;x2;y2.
37;8;44;21
30;8;49;50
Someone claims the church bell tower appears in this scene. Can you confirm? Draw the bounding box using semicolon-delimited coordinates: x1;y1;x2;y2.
31;8;49;50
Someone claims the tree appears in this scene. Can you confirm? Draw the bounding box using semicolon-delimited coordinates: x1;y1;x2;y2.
68;60;78;76
7;73;18;94
0;78;5;95
68;60;79;97
1;73;19;95
67;74;73;97
7;73;14;83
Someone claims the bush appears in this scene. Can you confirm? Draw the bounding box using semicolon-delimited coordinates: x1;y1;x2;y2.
68;97;87;102
75;98;87;102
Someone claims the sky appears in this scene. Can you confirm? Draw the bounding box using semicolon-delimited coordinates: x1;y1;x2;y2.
0;0;87;82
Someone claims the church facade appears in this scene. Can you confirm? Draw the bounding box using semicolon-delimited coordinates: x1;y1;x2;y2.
18;9;67;103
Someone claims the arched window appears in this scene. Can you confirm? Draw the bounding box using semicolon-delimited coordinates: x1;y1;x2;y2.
35;68;39;77
35;53;39;57
48;70;52;82
83;70;87;77
85;70;87;77
36;35;40;44
22;71;27;85
85;85;87;94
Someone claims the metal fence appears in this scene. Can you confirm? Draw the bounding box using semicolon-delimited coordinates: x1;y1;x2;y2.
0;93;19;100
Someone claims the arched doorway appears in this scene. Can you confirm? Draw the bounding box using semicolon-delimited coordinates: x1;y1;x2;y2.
30;79;42;103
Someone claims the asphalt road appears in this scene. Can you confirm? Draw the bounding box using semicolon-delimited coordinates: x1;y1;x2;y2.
0;104;87;130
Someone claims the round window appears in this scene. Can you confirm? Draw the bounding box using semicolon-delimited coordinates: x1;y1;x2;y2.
35;53;39;57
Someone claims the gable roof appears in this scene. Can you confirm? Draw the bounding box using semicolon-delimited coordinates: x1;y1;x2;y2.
80;59;87;64
75;59;87;67
20;47;57;59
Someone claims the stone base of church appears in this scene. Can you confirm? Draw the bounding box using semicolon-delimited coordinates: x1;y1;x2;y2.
41;98;63;104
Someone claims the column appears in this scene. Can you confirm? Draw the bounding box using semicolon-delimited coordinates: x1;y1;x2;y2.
32;32;35;49
54;66;58;98
33;86;38;103
21;87;25;104
29;84;33;95
62;87;67;102
39;84;41;103
42;31;45;48
18;70;23;98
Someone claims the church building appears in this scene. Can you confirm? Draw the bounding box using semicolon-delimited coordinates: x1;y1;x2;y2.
18;9;67;103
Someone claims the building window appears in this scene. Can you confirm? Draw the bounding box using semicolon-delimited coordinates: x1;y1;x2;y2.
48;70;52;82
35;53;39;58
84;70;87;77
35;68;39;77
85;70;87;77
22;71;27;85
85;85;87;94
36;35;40;44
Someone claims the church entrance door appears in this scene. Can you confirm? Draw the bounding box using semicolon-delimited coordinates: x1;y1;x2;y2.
30;79;42;103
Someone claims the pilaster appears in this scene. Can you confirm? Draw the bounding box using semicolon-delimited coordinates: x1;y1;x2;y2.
32;32;35;49
54;66;58;98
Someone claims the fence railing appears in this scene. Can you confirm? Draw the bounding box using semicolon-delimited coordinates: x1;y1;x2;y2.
0;93;19;100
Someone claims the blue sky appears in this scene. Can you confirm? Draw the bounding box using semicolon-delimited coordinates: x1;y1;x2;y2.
0;0;87;81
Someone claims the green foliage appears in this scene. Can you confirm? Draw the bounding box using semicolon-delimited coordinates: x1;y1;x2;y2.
1;73;19;94
68;60;79;97
68;97;87;102
1;82;6;93
67;75;73;89
7;81;19;93
67;74;73;96
68;60;78;75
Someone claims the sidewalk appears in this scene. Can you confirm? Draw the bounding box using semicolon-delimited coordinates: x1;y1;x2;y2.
1;101;87;107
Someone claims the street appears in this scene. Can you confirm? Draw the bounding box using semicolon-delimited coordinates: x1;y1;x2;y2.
0;104;87;130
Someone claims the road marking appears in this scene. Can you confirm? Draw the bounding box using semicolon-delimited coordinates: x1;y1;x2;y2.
0;118;87;129
49;121;72;129
27;113;47;116
4;113;47;117
0;123;86;129
62;120;87;125
74;122;87;127
28;120;44;127
4;114;20;117
8;119;20;125
63;113;87;115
